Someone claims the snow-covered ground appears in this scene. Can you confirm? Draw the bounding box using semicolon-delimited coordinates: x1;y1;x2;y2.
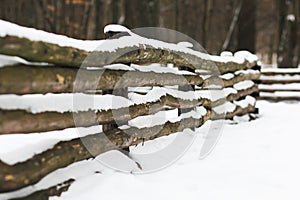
54;101;300;200
0;19;298;200
1;100;300;200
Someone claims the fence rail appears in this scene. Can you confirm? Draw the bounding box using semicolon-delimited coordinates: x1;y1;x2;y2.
259;68;300;101
0;24;260;194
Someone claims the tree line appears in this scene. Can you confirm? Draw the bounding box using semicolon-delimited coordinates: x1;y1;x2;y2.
0;0;299;67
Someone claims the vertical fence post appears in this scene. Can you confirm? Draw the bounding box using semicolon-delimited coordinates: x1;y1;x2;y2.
251;64;261;114
178;66;196;117
103;30;130;153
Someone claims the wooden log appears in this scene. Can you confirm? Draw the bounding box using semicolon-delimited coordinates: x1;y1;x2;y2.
0;36;87;67
0;94;205;134
203;85;259;108
0;103;257;193
0;65;203;94
0;36;256;74
0;111;212;193
260;79;300;84
261;71;300;76
257;96;300;101
212;104;256;120
202;72;260;88
0;85;258;134
178;66;196;114
259;88;300;93
10;179;74;200
0;84;258;134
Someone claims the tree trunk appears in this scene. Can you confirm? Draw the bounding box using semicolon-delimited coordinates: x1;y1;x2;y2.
237;0;256;52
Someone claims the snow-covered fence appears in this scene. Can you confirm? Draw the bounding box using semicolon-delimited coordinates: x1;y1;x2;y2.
259;68;300;101
0;21;260;194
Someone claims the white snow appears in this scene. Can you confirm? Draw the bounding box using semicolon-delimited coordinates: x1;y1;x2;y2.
260;74;300;80
103;24;132;34
0;20;258;71
102;63;135;71
287;14;295;22
259;83;300;90
234;51;258;63
131;63;195;75
235;69;260;75
220;73;235;80
0;86;245;114
262;68;300;73
128;107;207;129
0;55;50;67
234;96;256;108
0;126;101;165
0;93;132;113
233;80;255;90
1;101;299;200
129;87;229;103
220;51;233;57
213;102;236;114
0;19;104;51
177;41;193;48
260;91;300;97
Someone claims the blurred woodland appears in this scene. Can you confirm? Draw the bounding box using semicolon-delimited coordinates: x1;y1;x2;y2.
0;0;299;67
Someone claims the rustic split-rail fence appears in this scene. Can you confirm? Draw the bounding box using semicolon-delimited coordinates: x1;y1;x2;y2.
259;68;300;101
0;25;261;197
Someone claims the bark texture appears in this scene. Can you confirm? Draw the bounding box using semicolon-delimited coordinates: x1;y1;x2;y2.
0;104;256;193
0;35;256;74
0;65;203;94
0;85;258;134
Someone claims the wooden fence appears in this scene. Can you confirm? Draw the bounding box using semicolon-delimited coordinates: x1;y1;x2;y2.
0;25;260;195
259;68;300;101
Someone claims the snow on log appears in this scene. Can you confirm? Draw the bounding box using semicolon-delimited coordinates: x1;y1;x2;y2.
0;94;205;134
0;20;258;74
202;72;260;88
260;79;300;84
0;100;257;193
0;111;212;193
0;84;258;134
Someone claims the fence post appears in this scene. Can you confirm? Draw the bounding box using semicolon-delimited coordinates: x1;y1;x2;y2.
178;66;196;116
103;29;130;153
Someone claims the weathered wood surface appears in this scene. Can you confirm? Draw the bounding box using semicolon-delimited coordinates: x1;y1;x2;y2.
261;71;300;76
0;103;256;193
0;65;259;95
259;88;300;93
0;36;256;74
0;85;258;134
0;110;211;192
203;72;260;88
258;96;300;101
260;79;300;84
0;94;204;134
0;65;203;94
